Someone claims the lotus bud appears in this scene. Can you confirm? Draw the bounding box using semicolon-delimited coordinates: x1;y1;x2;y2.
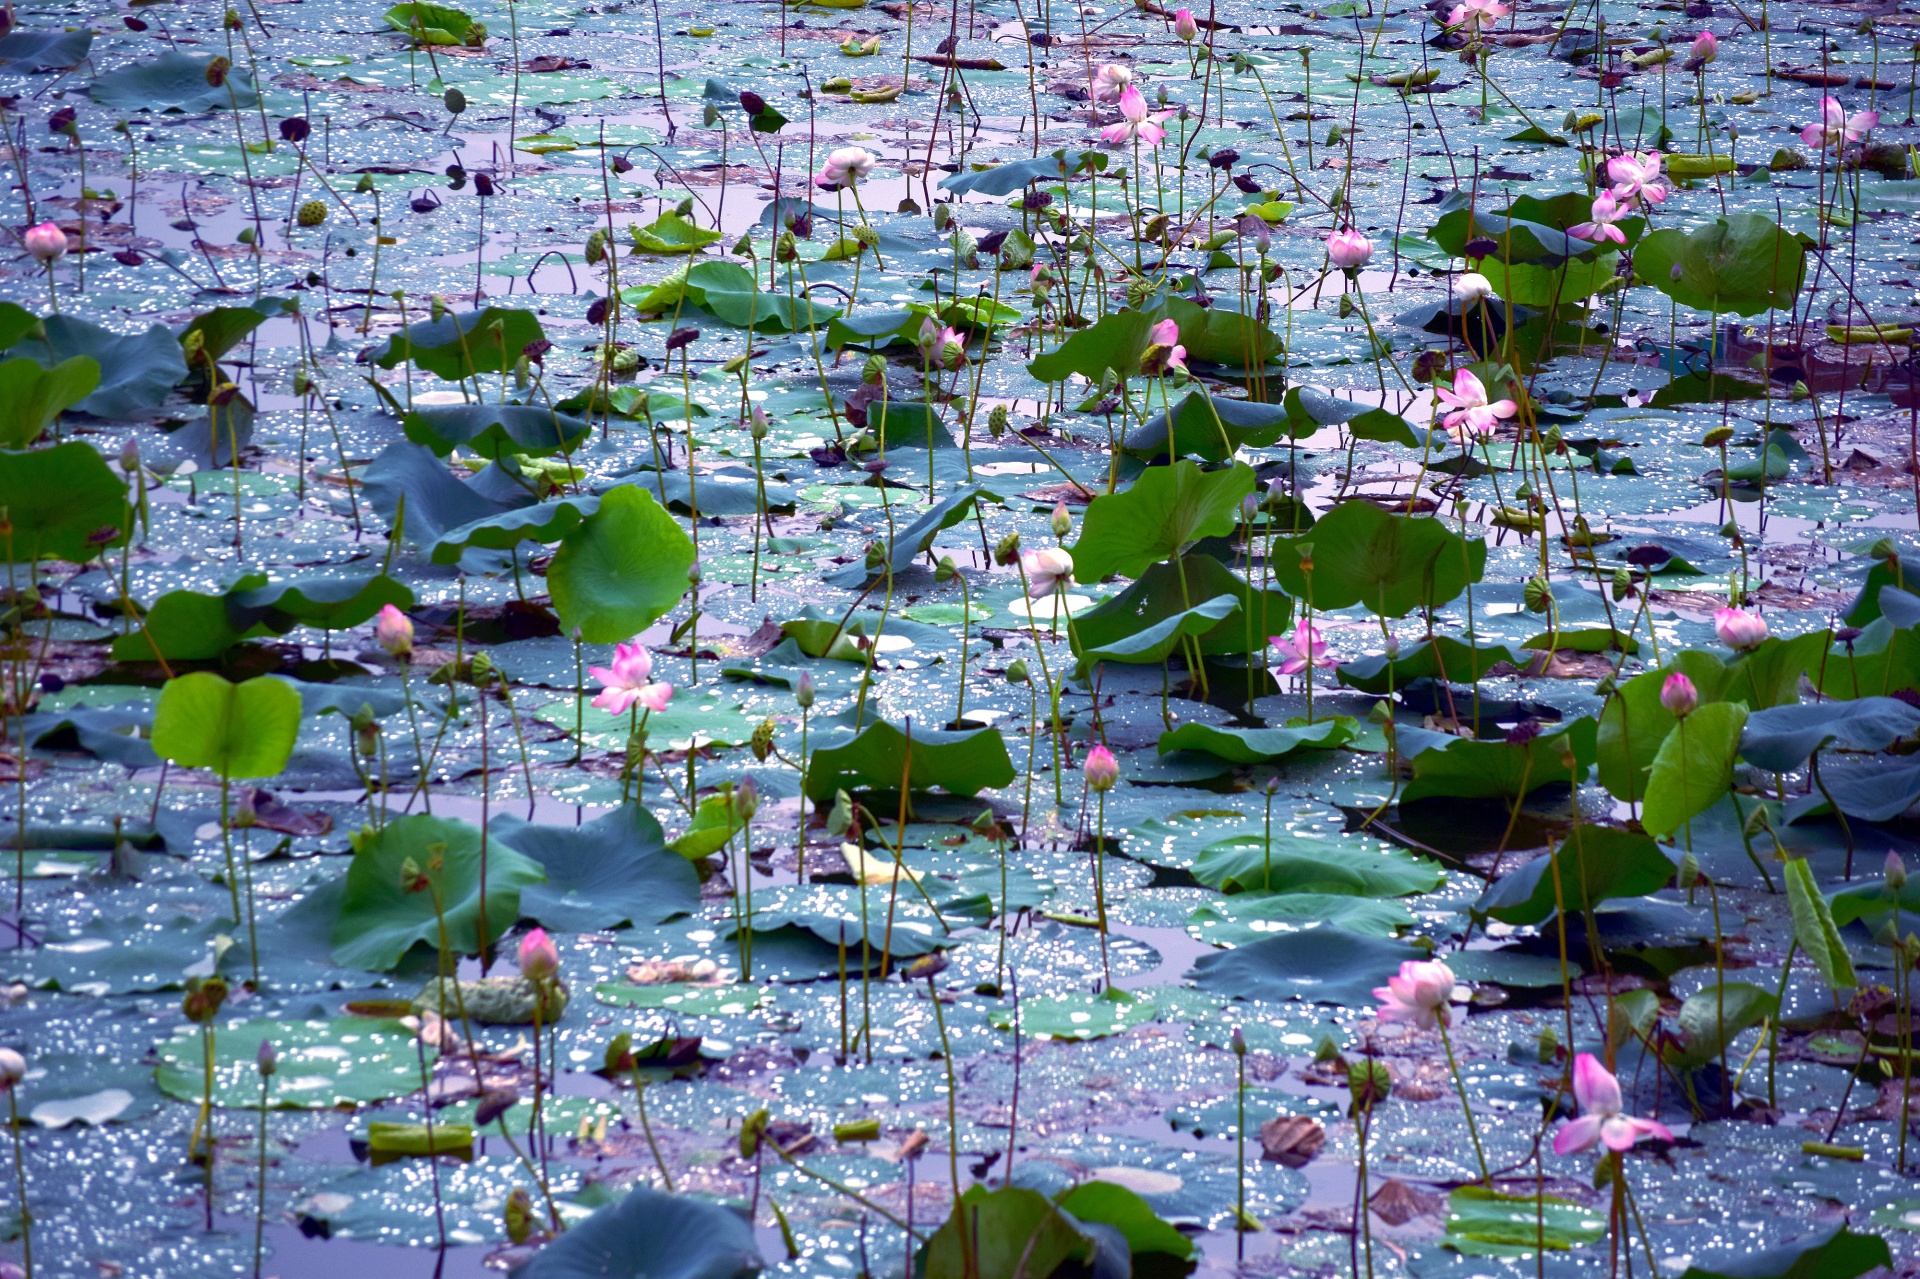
687;559;703;587
1230;1025;1247;1055
1083;744;1119;793
257;1039;277;1078
1660;671;1698;719
795;670;816;709
1890;851;1909;891
21;221;65;264
0;1049;22;1090
375;603;414;658
751;406;770;440
518;928;560;982
119;439;140;474
735;777;760;821
1050;501;1072;539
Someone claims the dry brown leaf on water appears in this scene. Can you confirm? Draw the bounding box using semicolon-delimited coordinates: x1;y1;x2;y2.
1259;1115;1325;1168
1370;1179;1447;1226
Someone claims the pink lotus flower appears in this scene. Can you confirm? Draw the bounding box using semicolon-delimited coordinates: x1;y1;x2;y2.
1100;84;1168;147
1452;271;1493;305
374;603;414;658
1326;228;1373;272
590;640;674;715
1660;671;1698;718
1569;190;1630;245
1093;62;1134;103
1552;1053;1672;1155
1269;620;1334;675
815;145;878;190
1021;546;1074;597
1446;0;1509;29
21;221;65;264
1713;606;1768;652
1084;744;1119;792
1172;8;1198;40
1688;30;1717;63
1372;959;1460;1031
518;928;560;982
1435;368;1517;440
1141;316;1188;375
917;316;965;370
1801;96;1878;149
1606;151;1666;209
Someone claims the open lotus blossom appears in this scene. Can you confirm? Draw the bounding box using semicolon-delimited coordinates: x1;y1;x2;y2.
1326;227;1373;272
1447;0;1509;29
1140;316;1187;376
1569;190;1630;245
590;640;674;715
1373;959;1460;1030
1552;1053;1673;1155
1605;151;1666;209
1020;546;1075;597
1801;96;1878;149
1435;368;1517;439
917;316;965;370
1269;619;1334;675
814;145;878;190
1713;606;1768;651
1452;271;1493;304
1172;8;1198;40
1093;62;1134;102
1100;84;1168;146
21;221;65;264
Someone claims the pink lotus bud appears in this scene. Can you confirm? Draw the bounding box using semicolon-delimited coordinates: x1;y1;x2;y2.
1660;672;1698;719
1712;606;1767;652
1689;30;1717;63
518;928;560;983
1084;744;1119;792
22;221;66;264
1173;8;1198;40
375;604;414;658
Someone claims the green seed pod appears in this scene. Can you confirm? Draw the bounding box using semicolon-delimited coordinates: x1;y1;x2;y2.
444;87;467;116
988;404;1009;438
296;199;328;227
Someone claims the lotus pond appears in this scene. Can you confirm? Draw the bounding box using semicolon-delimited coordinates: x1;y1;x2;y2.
4;0;1920;1274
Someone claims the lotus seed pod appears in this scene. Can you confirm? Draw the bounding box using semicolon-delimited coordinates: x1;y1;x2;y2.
853;223;880;248
297;199;328;227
